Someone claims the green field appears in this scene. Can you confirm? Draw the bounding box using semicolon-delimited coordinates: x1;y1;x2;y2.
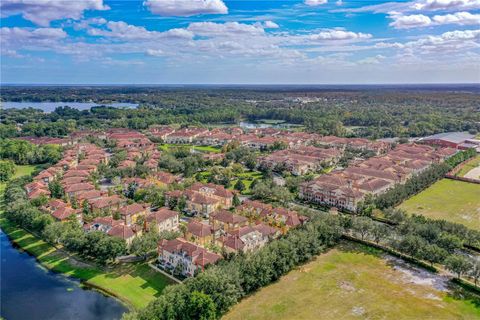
158;144;222;153
224;242;480;320
456;155;480;177
0;164;173;309
197;170;263;195
399;179;480;230
0;164;36;194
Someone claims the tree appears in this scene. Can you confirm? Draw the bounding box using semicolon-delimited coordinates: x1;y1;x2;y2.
48;180;64;199
351;216;374;241
470;259;480;287
421;244;447;267
176;196;187;212
232;193;241;207
131;233;157;259
234;179;246;192
445;254;472;279
0;160;15;182
371;224;389;244
187;291;216;320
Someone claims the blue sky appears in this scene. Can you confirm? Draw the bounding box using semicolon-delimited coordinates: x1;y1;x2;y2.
1;0;479;84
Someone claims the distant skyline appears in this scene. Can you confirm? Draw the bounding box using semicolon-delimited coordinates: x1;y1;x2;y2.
1;0;479;84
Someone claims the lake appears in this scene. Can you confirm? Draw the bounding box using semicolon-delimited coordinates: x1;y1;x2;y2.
1;101;138;113
0;229;127;320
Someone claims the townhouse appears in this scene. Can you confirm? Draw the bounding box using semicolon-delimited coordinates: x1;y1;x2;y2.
260;146;342;175
300;143;459;212
118;203;150;226
164;128;209;144
165;183;234;217
145;207;179;233
158;238;222;277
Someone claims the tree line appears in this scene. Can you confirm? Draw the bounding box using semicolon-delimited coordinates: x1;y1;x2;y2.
348;210;480;285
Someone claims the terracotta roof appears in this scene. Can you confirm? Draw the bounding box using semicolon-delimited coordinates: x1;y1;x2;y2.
159;238;221;267
89;195;124;209
52;207;78;221
119;203;147;217
146;207;178;224
187;220;212;237
108;224;136;239
211;210;248;225
64;183;95;193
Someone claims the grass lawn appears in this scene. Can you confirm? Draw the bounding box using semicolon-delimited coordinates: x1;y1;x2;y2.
0;164;36;194
456;155;480;177
158;144;221;153
399;179;480;230
224;242;480;320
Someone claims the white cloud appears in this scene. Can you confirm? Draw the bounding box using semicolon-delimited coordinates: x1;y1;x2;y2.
432;11;480;25
403;29;480;53
146;49;164;57
143;0;227;17
0;0;109;27
389;11;480;28
87;21;194;40
389;14;433;29
413;0;480;11
187;22;265;36
0;27;67;57
357;54;386;64
308;30;372;41
336;0;343;5
338;0;480;14
305;0;328;6
263;21;280;29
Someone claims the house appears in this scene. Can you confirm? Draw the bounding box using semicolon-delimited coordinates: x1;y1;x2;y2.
118;203;150;226
259;146;342;175
158;238;222;277
64;182;95;198
85;216;138;246
145;207;179;233
51;206;82;223
218;225;267;253
88;195;126;213
149;171;178;187
108;224;139;246
164;127;209;144
165;183;233;217
185;220;212;246
209;209;248;234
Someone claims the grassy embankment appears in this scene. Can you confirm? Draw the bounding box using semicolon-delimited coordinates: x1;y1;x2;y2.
0;165;173;310
456;155;480;177
399;178;480;231
224;242;480;320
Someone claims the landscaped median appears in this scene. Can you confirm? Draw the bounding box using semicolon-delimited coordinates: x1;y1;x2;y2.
0;210;174;310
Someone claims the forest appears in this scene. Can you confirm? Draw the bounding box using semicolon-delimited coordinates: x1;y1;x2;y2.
1;86;479;139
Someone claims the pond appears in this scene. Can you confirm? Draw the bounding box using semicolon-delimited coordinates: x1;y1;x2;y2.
1;101;138;113
0;229;127;320
239;121;303;129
